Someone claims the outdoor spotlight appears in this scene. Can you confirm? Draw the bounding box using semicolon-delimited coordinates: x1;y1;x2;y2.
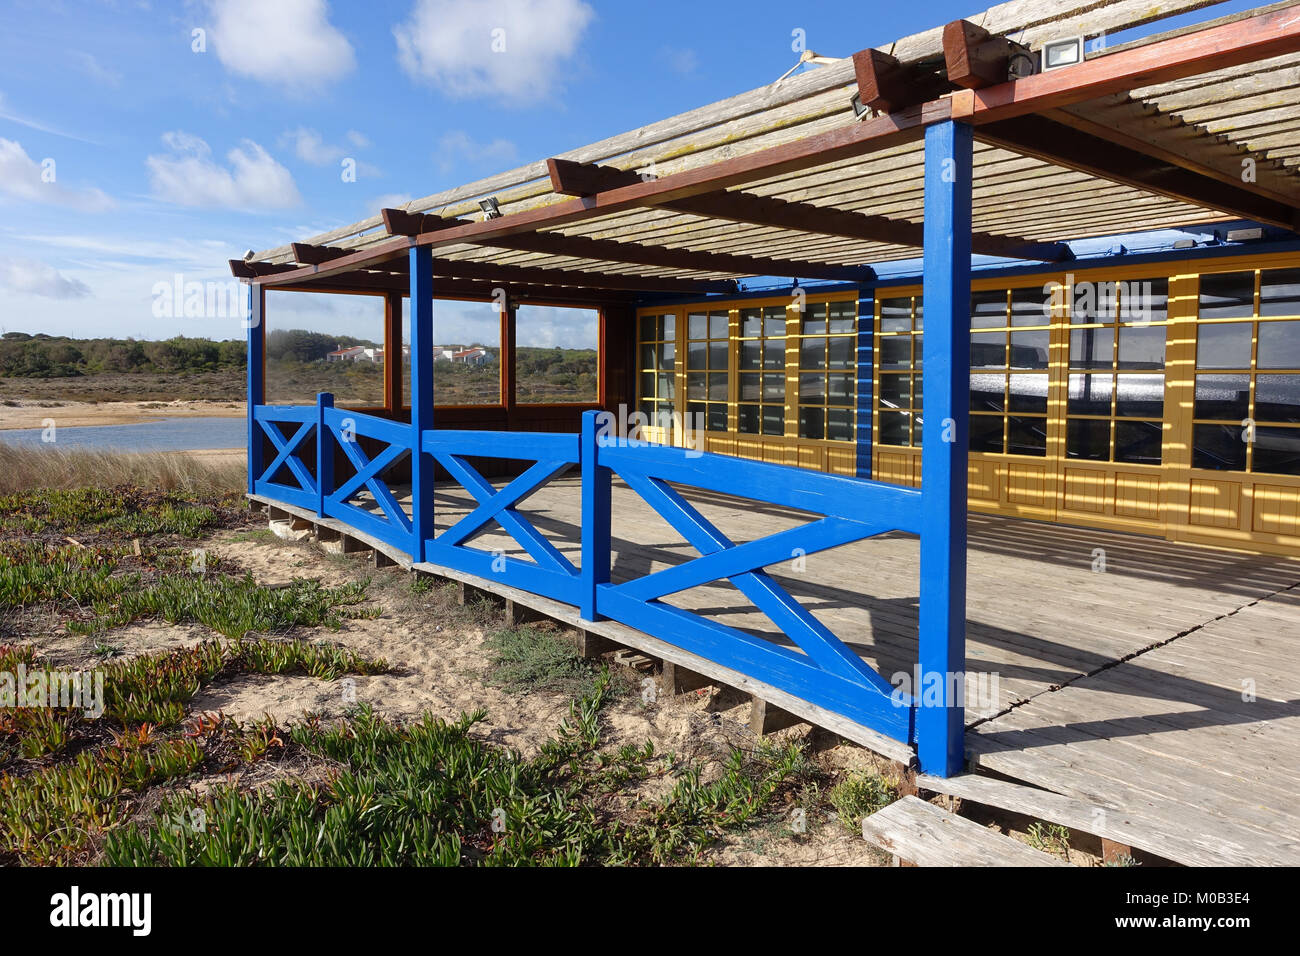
1173;238;1196;250
479;197;502;220
849;91;870;121
1040;37;1084;72
1226;227;1265;243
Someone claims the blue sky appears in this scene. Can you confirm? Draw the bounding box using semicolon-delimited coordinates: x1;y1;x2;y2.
0;0;1257;347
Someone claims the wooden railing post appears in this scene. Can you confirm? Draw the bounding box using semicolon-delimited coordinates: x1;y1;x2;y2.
316;392;334;518
918;119;972;778
409;245;435;563
245;281;264;495
580;409;611;621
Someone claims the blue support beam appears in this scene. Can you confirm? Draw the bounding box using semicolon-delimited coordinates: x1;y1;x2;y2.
580;410;612;621
316;392;333;518
409;246;435;563
245;282;264;496
918;120;972;777
855;285;874;479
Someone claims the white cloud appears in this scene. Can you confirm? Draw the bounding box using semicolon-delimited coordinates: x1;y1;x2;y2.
369;192;414;212
208;0;355;90
0;138;114;210
346;129;371;149
394;0;594;99
282;127;344;166
0;258;91;299
435;129;518;174
146;131;301;210
75;52;122;88
663;47;698;76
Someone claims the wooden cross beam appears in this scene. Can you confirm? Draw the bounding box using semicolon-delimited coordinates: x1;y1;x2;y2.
547;158;1070;262
943;19;1030;89
228;259;299;279
853;48;951;113
290;242;350;265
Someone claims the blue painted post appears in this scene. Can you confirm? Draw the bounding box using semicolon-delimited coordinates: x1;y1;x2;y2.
409;245;435;563
246;282;264;495
580;409;611;621
918;120;971;778
855;285;875;479
316;392;334;518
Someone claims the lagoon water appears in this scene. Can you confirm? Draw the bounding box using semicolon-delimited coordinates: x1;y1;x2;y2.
0;417;245;453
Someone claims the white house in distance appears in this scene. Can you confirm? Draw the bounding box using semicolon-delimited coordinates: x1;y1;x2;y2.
434;346;496;366
326;344;384;363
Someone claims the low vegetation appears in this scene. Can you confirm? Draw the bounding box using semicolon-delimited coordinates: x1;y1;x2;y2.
0;448;245;497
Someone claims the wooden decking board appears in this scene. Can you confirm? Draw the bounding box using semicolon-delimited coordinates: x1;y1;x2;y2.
861;796;1071;867
297;476;1300;866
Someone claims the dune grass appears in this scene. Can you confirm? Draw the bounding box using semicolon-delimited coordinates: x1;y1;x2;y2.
0;444;244;497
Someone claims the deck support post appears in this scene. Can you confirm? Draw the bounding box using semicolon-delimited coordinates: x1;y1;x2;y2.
409;245;435;563
245;281;264;495
316;392;333;518
580;409;612;621
918;120;972;778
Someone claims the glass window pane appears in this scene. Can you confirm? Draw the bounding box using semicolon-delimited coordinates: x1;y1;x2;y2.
740;340;761;370
640;371;654;399
799;373;825;403
879;372;910;408
762;373;785;400
971;290;1007;328
1070;327;1113;369
640;344;656;369
1197;323;1253;369
659;315;674;339
799;407;824;440
1009;330;1049;369
764;310;785;336
1115;374;1164;418
879;411;910;446
709;341;728;370
971;373;1004;412
740;310;761;336
828;301;856;334
1010;287;1049;326
800;337;827;369
1193;423;1247;470
1199;271;1255;319
1194;374;1250;421
1261;268;1300;318
826;407;854;442
739;374;760;401
1008;373;1048;414
687;341;706;370
762;406;784;436
639;315;656;341
801;313;826;335
737;405;759;434
687;313;707;339
914;334;923;368
708;374;728;402
970;415;1003;453
971;331;1005;370
709;313;728;338
880;336;911;369
1257;320;1300;369
686;372;706;400
1067;419;1110;461
1121;277;1168;324
1007;416;1047;456
1068;373;1113;416
827;336;854;369
1073;281;1117;323
1255;374;1300;423
707;405;728;432
1253;426;1300;475
827;374;853;406
880;297;911;332
659;341;675;365
657;373;675;399
1117;325;1166;370
763;340;784;369
1115;420;1162;465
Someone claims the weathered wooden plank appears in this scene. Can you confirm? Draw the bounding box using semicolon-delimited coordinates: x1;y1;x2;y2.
861;795;1071;866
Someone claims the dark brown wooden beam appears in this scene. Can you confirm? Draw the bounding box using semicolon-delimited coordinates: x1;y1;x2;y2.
291;242;349;265
943;19;1027;89
276;272;639;305
978;114;1300;230
853;48;950;113
548;157;1069;261
228;259;299;279
484;231;872;282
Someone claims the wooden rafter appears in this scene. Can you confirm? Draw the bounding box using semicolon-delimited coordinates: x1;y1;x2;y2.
852;48;950;112
547;158;1070;261
942;19;1029;90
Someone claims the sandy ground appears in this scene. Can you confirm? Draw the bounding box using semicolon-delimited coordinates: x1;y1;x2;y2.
0;399;244;431
29;523;898;866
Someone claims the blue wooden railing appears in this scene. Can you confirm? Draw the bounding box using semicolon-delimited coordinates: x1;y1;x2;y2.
250;397;925;753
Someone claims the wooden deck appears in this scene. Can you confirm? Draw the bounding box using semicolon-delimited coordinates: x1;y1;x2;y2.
345;475;1300;865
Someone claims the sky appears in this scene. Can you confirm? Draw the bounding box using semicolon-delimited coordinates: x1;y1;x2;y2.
0;0;1261;348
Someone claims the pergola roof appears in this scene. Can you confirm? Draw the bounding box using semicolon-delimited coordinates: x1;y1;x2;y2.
237;0;1300;303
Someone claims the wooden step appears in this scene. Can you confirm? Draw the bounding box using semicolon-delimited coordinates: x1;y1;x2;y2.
862;796;1071;867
